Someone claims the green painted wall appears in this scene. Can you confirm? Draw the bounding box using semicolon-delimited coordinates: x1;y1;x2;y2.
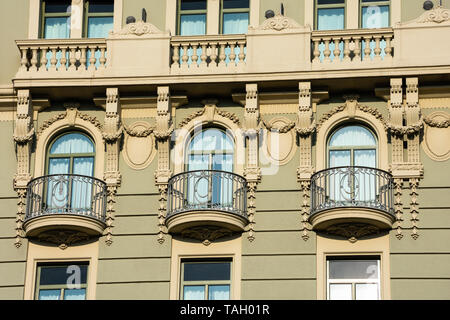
122;0;166;32
260;0;305;25
401;0;450;22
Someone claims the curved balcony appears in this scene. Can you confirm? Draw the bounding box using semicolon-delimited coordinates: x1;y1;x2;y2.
310;166;395;233
166;170;248;236
23;174;107;239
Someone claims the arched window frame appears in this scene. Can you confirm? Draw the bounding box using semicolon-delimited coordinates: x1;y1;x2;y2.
45;131;96;176
326;123;378;169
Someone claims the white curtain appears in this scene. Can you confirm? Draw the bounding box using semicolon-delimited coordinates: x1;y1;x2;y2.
71;157;94;212
50;133;94;154
38;289;61;300
87;17;113;68
329;126;376;148
180;14;206;35
47;158;70;212
184;286;205;300
362;5;389;60
329;150;351;203
187;154;209;207
317;8;345;63
44;17;70;70
208;285;230;300
64;289;86;300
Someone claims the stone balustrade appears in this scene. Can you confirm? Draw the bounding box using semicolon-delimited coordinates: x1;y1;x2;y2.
170;35;247;74
16;39;107;75
311;28;394;67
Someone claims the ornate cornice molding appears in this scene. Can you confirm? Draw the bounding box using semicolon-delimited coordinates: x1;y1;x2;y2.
35;230;91;250
324;223;381;243
180;226;234;246
178;103;241;128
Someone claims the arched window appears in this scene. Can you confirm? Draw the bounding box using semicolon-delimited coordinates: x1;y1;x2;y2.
186;128;234;172
327;124;377;203
328;125;377;168
46;132;95;212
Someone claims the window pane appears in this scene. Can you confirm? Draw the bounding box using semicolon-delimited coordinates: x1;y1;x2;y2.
88;0;114;13
354;150;376;168
318;0;345;4
184;262;231;281
88;16;113;38
209;285;230;300
38;289;61;300
362;0;389;2
329;260;379;279
329;150;351;167
180;14;206;35
44;17;71;39
48;158;70;175
189;129;233;152
180;0;207;10
39;264;88;286
64;288;86;300
50;133;95;155
223;0;249;9
184;285;205;300
329;283;352;300
329;126;376;147
317;8;344;30
44;0;71;13
355;283;379;300
223;12;249;34
362;5;389;28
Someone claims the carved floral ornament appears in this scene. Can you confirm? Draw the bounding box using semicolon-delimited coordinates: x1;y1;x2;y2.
249;14;303;32
108;20;165;38
417;6;450;24
178;102;241;128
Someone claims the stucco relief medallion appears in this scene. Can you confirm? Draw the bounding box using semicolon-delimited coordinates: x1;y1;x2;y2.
262;117;297;166
422;112;450;161
123;121;156;170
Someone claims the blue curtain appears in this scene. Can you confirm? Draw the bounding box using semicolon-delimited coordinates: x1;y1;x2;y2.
44;17;70;70
362;5;389;60
86;17;113;68
50;133;95;154
38;289;61;300
223;13;248;34
180;14;206;35
208;285;230;300
64;289;86;300
184;286;205;300
317;8;345;62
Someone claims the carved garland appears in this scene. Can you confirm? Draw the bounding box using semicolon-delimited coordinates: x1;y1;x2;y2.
423;116;450;128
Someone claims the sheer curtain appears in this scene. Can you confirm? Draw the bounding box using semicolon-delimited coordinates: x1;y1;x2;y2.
317;8;345;62
184;286;205;300
38;289;61;300
64;289;86;300
223;13;248;65
208;285;230;300
47;158;70;212
44;17;71;69
87;16;114;68
362;6;389;60
180;14;206;66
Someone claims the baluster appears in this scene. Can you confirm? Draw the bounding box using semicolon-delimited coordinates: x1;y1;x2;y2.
353;38;361;62
384;34;393;60
363;36;372;62
171;43;180;68
19;48;29;72
79;47;87;70
210;43;218;67
323;39;331;63
199;42;208;68
237;41;245;66
229;42;236;66
373;35;382;61
181;43;189;69
50;47;58;71
68;47;77;71
191;43;199;67
343;37;351;63
29;48;38;72
39;47;48;72
312;39;320;63
99;46;106;70
218;42;227;67
88;46;96;71
60;47;68;71
333;38;341;63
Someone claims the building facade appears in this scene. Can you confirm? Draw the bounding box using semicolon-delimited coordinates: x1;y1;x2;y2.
0;0;450;300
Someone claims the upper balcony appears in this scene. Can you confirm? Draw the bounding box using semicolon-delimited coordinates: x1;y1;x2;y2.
166;170;248;239
12;7;450;88
23;174;107;243
309;166;395;237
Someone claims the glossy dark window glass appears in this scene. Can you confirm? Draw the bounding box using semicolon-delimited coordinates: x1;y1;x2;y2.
223;0;250;9
44;0;71;13
88;0;114;13
184;262;231;281
180;0;207;10
39;264;88;285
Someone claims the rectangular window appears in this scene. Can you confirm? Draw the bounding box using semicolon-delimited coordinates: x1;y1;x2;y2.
35;262;89;300
84;0;114;38
177;0;207;35
315;0;345;31
360;0;390;28
40;0;72;39
181;259;232;300
327;256;381;300
221;0;249;34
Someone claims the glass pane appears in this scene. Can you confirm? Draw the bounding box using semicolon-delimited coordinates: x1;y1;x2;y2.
189;129;233;153
44;17;71;39
39;264;88;285
329;126;376;147
223;12;249;34
362;0;389;2
44;0;71;13
209;285;230;300
362;5;389;28
50;133;94;155
354;150;376;168
329;260;379;279
354;150;377;202
184;262;231;281
72;157;94;211
88;16;113;38
317;8;344;30
223;0;249;9
329;150;350;167
318;0;345;4
88;0;114;13
64;288;86;300
180;0;207;11
355;283;379;300
184;285;205;300
329;283;352;300
38;289;61;300
180;14;206;35
329;150;351;202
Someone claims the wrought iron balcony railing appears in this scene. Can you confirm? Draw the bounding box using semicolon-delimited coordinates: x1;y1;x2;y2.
310;166;394;217
167;170;247;219
25;174;107;223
